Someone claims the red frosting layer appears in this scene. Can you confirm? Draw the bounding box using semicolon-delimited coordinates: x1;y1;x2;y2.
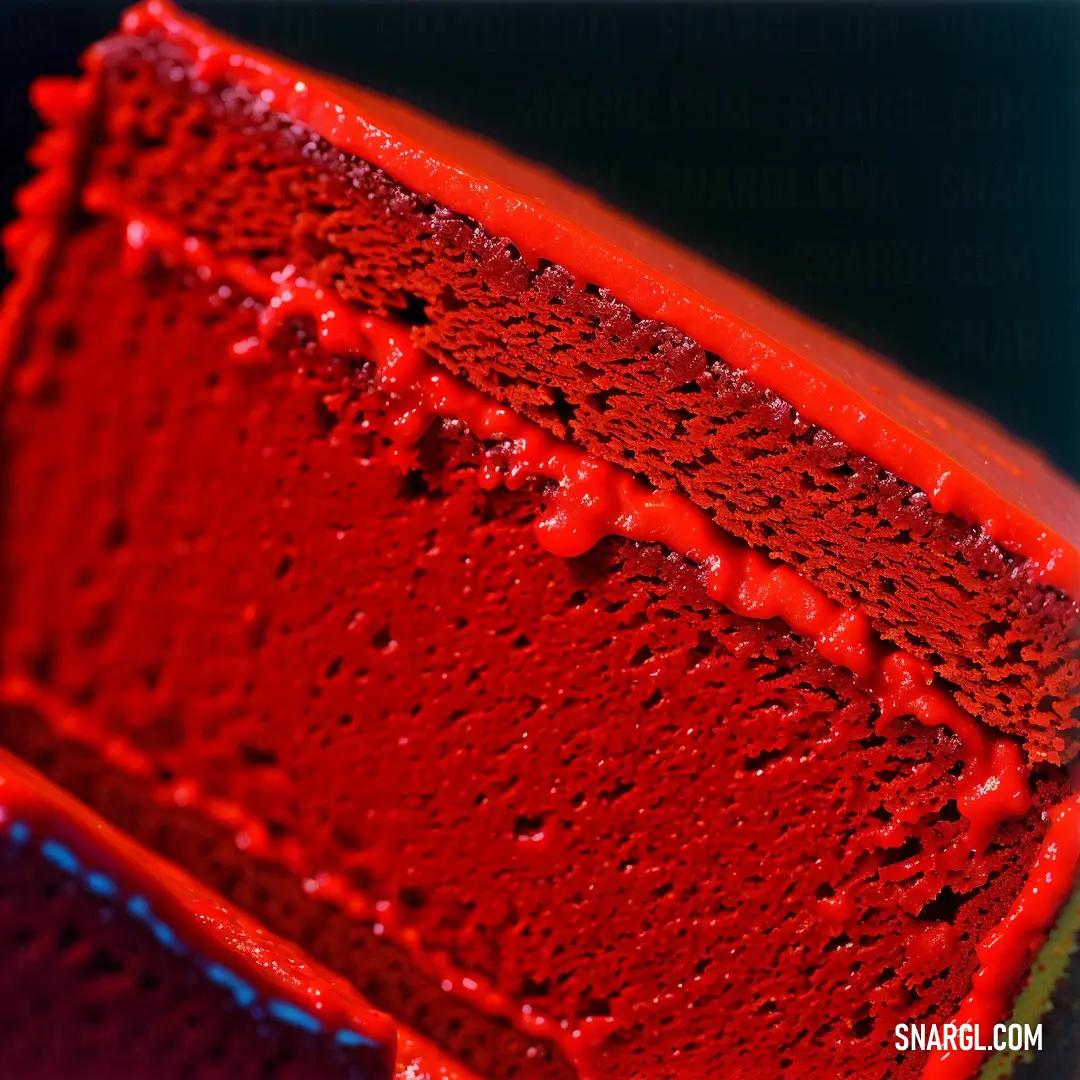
110;0;1080;594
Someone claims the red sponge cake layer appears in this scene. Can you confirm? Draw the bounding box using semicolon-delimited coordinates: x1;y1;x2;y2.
1;6;1079;1080
53;20;1080;763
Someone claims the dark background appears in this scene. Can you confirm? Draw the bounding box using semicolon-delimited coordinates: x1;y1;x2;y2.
0;2;1078;1074
2;1;1079;482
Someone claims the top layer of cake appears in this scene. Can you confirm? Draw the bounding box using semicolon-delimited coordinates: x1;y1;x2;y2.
35;2;1071;762
4;0;1077;760
120;0;1080;594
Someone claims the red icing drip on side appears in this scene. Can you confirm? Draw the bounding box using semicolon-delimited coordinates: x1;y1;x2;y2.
922;795;1080;1080
110;0;1080;593
68;179;1079;1079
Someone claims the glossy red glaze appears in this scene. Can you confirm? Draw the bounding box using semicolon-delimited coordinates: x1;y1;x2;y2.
63;181;1079;1080
0;746;482;1080
109;0;1080;594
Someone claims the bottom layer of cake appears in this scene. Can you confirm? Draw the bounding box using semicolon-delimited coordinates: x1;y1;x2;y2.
0;835;374;1080
0;746;475;1080
1;219;1073;1079
1;706;552;1080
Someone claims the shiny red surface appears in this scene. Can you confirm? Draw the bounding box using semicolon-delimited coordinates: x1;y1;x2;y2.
114;0;1080;594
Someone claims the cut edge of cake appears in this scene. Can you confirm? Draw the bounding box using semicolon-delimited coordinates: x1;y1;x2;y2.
114;0;1080;594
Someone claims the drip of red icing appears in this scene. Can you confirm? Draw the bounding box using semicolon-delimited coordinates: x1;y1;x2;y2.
108;0;1080;594
65;179;1079;1080
0;744;486;1080
922;795;1080;1080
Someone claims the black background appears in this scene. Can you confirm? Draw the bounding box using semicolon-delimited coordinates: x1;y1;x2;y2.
2;1;1079;482
0;2;1078;1074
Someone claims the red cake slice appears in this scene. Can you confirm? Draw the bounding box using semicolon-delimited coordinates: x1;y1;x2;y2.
1;4;1078;1079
